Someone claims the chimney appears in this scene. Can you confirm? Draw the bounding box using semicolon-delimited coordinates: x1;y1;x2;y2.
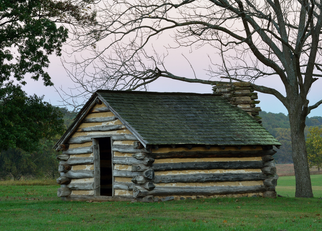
213;82;261;123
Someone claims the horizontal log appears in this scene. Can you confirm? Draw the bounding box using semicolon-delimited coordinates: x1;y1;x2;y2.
57;154;69;161
63;146;93;155
112;145;148;153
56;176;71;185
113;170;141;177
91;106;109;112
81;125;123;132
113;157;154;165
149;149;276;159
68;134;137;144
57;186;71;197
65;170;94;179
61;157;94;165
153;161;263;171
114;182;134;191
68;183;94;190
133;185;266;198
154;173;265;183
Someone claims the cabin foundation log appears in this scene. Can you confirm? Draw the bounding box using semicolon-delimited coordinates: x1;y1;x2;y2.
133;185;266;198
263;191;277;198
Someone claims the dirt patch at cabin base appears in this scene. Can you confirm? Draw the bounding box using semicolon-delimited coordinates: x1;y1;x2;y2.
276;164;321;176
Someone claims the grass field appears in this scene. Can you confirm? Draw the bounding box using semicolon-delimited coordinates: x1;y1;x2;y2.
0;175;322;230
276;174;322;198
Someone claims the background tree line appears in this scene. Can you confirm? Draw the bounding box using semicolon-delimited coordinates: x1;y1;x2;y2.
260;111;322;164
0;108;76;180
1;107;321;180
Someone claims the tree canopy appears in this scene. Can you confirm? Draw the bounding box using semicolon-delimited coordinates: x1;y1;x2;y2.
0;0;96;152
0;0;96;86
64;0;322;197
306;126;322;171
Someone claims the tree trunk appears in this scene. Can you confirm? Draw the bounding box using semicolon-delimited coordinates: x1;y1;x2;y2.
289;105;313;198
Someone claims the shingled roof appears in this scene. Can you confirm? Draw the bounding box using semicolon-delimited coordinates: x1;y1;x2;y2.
55;90;280;149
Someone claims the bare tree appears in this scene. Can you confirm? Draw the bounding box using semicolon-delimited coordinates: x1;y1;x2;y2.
65;0;322;197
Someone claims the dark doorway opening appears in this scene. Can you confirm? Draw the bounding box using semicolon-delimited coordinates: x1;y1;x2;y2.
98;138;112;196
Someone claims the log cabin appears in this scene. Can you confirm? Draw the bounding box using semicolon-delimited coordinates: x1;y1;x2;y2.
54;83;280;202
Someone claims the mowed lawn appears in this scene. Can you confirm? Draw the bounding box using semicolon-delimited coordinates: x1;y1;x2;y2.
276;174;322;198
0;176;322;231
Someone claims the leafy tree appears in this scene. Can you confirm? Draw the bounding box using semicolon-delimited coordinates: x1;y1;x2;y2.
306;127;322;171
0;0;96;151
0;84;64;152
66;0;322;197
0;0;96;86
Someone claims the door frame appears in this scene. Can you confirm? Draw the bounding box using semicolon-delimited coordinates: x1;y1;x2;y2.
92;137;114;196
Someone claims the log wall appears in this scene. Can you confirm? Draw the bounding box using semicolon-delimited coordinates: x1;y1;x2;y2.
57;102;277;201
132;146;277;201
57;103;140;199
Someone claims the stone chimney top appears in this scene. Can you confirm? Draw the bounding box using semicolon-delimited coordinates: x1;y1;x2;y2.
213;82;261;123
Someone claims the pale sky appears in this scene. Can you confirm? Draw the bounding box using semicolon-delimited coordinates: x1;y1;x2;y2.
21;51;322;118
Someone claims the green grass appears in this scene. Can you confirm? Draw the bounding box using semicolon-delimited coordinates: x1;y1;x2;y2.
276;174;322;198
1;177;322;230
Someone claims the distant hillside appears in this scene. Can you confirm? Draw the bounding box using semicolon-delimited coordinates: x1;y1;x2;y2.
259;111;322;164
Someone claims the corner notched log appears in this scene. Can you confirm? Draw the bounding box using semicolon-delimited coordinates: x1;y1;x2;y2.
57;154;69;161
132;164;150;172
132;153;146;160
57;186;71;197
263;176;278;191
132;176;146;185
58;164;71;173
56;176;71;185
143;169;154;180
